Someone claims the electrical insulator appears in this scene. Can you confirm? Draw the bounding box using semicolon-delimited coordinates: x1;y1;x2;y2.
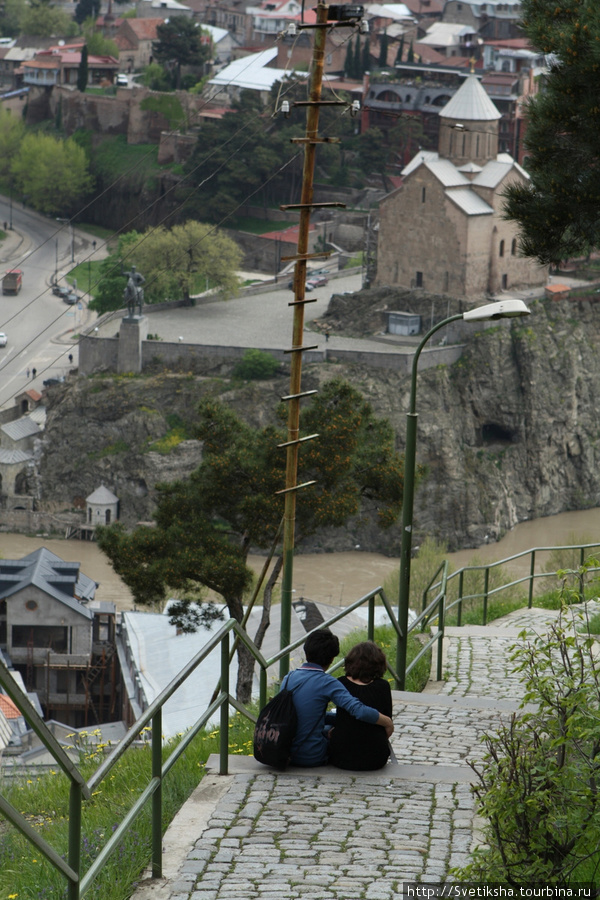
359;18;369;33
287;22;298;36
281;100;291;117
350;100;360;116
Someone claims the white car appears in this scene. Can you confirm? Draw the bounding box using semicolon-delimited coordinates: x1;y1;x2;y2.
116;74;128;87
0;333;7;347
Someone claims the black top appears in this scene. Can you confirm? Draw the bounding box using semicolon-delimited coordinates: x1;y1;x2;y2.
328;676;393;771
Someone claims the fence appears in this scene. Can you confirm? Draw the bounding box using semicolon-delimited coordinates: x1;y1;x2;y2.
1;540;598;898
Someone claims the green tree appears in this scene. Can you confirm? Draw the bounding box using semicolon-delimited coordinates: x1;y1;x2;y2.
140;62;173;92
74;0;99;25
357;127;390;189
82;21;119;57
0;108;25;180
90;222;241;313
378;30;389;68
395;36;404;65
10;133;93;215
344;39;354;78
21;0;75;36
353;33;361;78
362;38;371;74
0;0;26;36
97;379;404;701
502;0;600;264
153;16;212;89
77;44;88;92
407;40;414;63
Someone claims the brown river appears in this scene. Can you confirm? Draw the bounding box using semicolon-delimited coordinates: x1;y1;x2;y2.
2;506;600;612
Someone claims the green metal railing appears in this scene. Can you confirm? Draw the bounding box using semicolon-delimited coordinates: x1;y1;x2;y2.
2;540;596;897
0;585;402;899
423;541;600;626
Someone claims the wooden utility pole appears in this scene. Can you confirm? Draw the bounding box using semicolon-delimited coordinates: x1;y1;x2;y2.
277;2;362;680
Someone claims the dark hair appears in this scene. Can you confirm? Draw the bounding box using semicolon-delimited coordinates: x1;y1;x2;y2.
304;629;340;667
344;641;387;681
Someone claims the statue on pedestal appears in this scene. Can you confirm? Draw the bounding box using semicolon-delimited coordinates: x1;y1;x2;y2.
123;265;145;319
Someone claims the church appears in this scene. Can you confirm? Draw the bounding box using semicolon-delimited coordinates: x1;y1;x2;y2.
375;74;547;301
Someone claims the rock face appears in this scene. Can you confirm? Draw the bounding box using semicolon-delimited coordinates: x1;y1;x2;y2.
35;298;600;552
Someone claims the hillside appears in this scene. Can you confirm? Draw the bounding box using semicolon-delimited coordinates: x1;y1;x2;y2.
38;297;600;552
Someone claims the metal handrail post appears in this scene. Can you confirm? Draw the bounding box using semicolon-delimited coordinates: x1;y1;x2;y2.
528;550;535;608
436;587;445;681
457;570;464;626
68;781;82;900
368;595;375;641
483;567;490;624
220;632;229;775
260;666;267;709
152;708;162;878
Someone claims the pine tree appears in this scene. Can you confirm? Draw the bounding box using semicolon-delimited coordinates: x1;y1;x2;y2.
503;0;600;263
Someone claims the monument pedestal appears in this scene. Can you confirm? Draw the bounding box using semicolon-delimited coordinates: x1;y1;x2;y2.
118;315;148;374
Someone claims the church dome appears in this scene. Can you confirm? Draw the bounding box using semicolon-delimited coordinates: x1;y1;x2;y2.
439;74;501;122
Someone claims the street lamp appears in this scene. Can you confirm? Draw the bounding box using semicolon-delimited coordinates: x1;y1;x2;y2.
396;298;531;688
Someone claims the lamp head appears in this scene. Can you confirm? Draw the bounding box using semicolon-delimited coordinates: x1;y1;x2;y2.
463;299;530;322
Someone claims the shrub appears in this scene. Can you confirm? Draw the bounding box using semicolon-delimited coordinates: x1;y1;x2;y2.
232;349;280;380
455;567;600;885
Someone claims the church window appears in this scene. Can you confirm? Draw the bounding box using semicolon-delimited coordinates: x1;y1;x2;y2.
511;238;517;255
476;135;480;156
415;271;423;287
499;240;505;257
422;187;426;203
502;274;508;289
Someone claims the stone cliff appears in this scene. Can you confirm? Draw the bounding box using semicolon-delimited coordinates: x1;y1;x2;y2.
35;297;600;552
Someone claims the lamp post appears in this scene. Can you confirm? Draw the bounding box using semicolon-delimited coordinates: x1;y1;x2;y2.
396;298;531;689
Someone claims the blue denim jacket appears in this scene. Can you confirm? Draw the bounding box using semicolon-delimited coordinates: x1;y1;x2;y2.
284;663;380;767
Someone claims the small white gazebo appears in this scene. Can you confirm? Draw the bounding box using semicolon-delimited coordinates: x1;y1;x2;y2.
86;484;119;528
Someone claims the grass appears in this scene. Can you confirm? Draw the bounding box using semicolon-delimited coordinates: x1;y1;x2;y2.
147;413;190;454
66;259;104;298
228;215;291;235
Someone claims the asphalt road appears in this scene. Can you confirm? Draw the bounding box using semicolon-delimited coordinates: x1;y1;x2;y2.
0;198;99;408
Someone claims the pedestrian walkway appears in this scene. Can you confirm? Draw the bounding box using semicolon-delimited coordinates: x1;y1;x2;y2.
131;602;589;900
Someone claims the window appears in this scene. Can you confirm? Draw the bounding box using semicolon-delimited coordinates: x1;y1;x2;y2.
511;238;517;256
416;271;423;287
12;625;69;652
499;240;505;257
422;187;426;203
502;274;508;289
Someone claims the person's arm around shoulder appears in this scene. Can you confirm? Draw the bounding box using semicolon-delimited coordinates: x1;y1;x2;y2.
327;676;394;736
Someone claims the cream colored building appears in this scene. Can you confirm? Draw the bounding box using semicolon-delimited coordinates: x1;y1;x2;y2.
376;74;546;301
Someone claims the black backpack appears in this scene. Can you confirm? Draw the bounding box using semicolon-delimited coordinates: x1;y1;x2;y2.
253;681;297;771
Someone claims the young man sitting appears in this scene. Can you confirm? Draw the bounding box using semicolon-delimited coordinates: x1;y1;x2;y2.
284;629;394;767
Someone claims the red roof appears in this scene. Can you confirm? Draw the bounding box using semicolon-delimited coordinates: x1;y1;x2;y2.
260;224;316;243
125;18;163;40
0;694;21;719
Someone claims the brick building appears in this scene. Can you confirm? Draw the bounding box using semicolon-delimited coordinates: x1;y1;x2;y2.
376;73;546;300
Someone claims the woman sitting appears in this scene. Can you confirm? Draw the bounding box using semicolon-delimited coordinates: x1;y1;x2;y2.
328;641;393;771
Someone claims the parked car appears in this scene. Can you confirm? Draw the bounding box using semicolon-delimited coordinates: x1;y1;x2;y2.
287;278;325;292
52;284;70;298
116;74;128;86
43;376;65;387
307;274;328;287
63;292;79;305
0;332;7;347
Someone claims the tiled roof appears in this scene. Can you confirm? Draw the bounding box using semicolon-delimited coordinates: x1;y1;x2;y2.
0;694;22;719
126;18;163;39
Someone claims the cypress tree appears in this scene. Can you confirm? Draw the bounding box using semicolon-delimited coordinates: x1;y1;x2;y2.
344;40;353;78
77;44;88;93
407;40;414;63
379;30;388;68
395;36;404;65
353;33;361;78
362;38;370;74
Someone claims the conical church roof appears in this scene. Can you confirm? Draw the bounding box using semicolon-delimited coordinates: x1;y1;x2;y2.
439;74;501;122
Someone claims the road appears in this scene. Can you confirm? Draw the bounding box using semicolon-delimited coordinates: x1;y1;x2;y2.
0;198;96;408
